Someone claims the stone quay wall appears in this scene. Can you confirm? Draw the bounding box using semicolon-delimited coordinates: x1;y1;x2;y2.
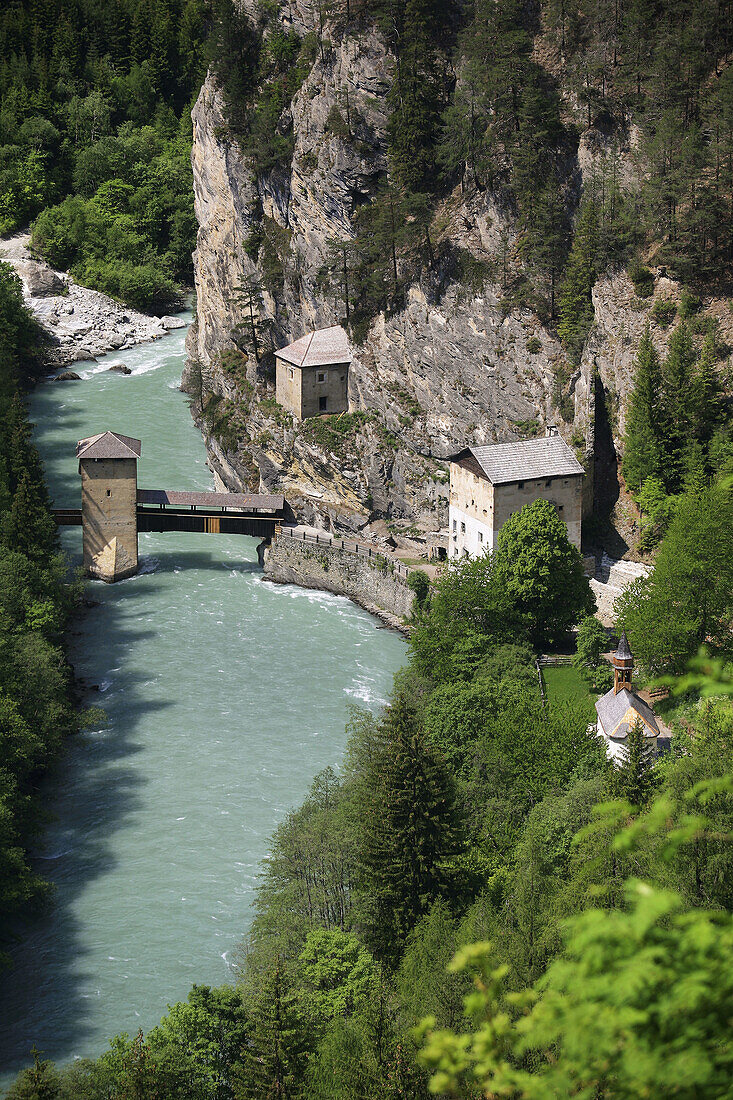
263;527;416;631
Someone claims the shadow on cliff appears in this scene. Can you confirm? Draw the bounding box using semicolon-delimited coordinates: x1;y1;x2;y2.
592;375;630;559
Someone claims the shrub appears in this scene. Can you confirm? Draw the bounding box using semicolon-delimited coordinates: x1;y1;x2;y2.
651;299;677;327
629;259;654;298
527;337;542;353
679;289;702;318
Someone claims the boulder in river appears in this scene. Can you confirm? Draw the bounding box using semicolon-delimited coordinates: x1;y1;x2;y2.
53;370;82;382
107;362;132;374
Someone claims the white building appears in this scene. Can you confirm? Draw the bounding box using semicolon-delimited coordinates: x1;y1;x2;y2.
448;433;585;560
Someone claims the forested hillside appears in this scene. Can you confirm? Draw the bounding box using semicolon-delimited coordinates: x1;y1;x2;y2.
8;484;733;1097
0;262;80;964
0;0;208;310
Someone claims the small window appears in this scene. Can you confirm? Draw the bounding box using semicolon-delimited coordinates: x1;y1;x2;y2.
452;519;457;532
317;371;327;383
517;480;524;489
289;367;294;379
558;505;564;513
106;489;111;497
340;374;345;381
460;522;466;533
478;531;483;543
545;478;552;487
319;395;328;412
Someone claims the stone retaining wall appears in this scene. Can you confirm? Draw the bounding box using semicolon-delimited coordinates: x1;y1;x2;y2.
263;532;415;631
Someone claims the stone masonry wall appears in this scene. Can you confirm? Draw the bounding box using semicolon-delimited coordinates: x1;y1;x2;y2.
263;533;415;630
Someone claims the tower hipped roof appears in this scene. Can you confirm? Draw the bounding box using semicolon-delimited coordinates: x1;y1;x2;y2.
77;431;142;460
275;325;351;368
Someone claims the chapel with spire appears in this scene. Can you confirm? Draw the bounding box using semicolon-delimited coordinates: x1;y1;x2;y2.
595;632;662;763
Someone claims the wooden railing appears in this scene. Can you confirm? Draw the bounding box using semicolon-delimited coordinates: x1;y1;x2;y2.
274;525;412;582
538;654;573;667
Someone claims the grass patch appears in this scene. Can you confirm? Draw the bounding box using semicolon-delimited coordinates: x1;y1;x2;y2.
542;664;596;719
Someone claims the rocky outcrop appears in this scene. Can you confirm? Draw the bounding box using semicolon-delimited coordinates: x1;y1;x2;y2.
185;26;593;545
188;10;733;550
0;234;185;366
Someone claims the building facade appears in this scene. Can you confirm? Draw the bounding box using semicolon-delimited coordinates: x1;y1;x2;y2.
77;431;141;582
275;325;351;419
448;433;585;560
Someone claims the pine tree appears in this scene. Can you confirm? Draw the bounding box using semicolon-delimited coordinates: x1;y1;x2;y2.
237;960;309;1100
661;321;696;488
4;470;58;561
613;716;655;807
359;695;462;966
689;332;724;448
557;200;599;363
622;325;665;493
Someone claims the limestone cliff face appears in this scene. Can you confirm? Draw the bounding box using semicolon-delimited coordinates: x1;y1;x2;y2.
189;8;714;545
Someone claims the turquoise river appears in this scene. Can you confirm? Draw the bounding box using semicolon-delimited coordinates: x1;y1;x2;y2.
0;322;405;1085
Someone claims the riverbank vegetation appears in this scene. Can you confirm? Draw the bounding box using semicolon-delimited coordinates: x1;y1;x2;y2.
9;482;733;1097
0;0;208;312
0;262;79;965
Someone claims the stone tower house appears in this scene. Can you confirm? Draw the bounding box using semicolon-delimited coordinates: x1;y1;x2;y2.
275;326;351;419
76;431;141;582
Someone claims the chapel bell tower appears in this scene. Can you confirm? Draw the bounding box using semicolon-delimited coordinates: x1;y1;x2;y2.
613;631;634;694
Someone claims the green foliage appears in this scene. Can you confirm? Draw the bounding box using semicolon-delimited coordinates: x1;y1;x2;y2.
420;876;733;1098
297;928;378;1028
573;615;607;671
651;298;677;327
0;0;204;311
407;569;430;610
623;322;727;504
557;200;600;362
615;483;733;674
0;264;77;965
356;695;464;966
493;499;596;648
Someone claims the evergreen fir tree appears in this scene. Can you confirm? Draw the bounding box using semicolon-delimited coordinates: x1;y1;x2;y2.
237;960;309;1100
622;325;666;493
4;470;58;561
557;200;599;363
661;321;696;488
359;695;462;967
689;332;724;448
613;716;655;807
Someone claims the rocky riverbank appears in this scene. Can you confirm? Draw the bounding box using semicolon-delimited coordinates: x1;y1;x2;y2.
0;234;186;367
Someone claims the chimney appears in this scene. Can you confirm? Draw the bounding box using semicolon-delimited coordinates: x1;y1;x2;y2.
546;424;558;436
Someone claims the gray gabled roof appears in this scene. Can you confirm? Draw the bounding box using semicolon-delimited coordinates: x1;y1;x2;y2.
595;687;660;741
449;436;584;485
76;431;142;460
275;325;351;368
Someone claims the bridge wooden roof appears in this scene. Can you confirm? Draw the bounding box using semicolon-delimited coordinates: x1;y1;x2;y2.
137;489;284;512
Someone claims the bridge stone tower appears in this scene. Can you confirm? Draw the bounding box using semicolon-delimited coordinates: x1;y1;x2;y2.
77;432;141;582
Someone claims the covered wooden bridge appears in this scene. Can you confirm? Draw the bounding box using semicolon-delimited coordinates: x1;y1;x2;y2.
55;430;289;582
